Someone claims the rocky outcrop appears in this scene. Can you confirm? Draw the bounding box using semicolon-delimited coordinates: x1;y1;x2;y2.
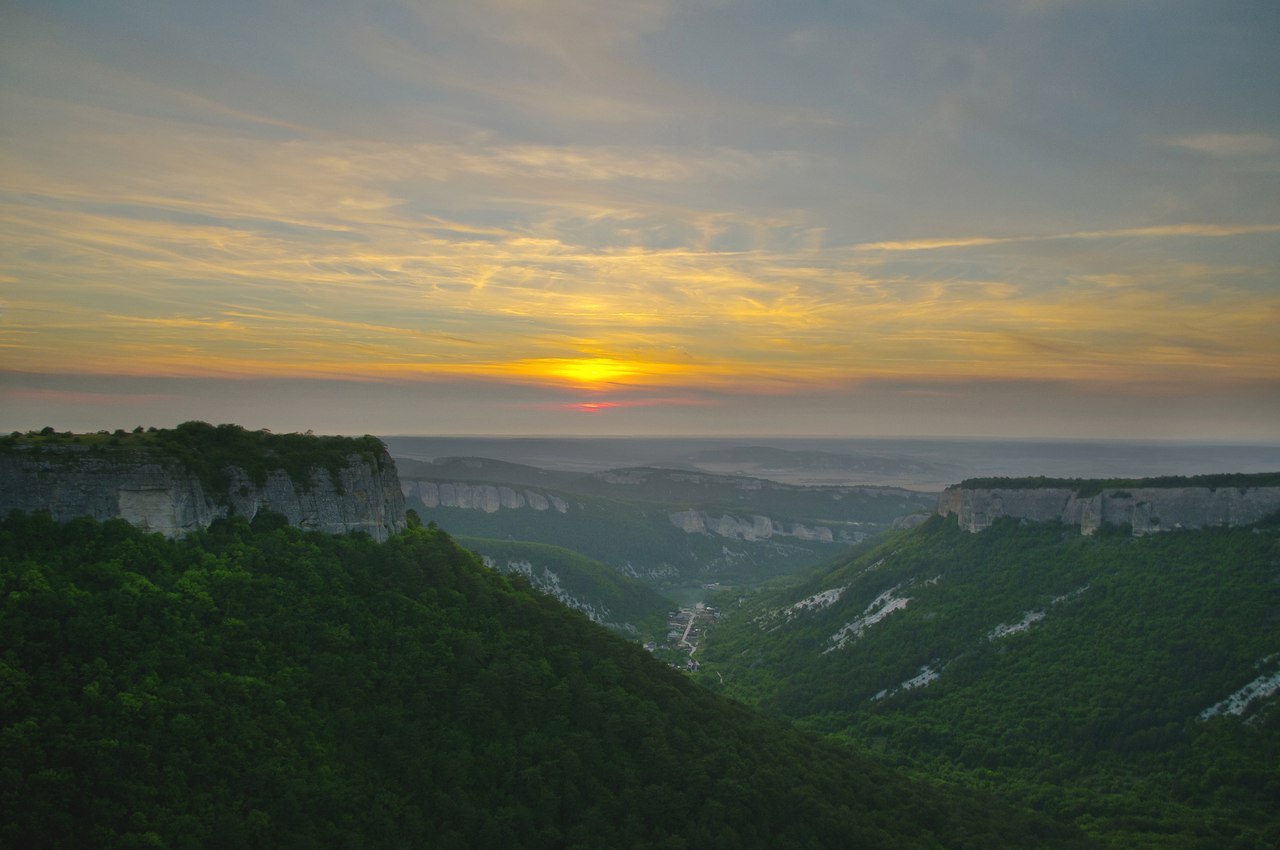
219;460;406;540
481;556;635;633
0;444;406;540
404;480;569;514
668;509;840;543
892;513;932;530
938;485;1280;536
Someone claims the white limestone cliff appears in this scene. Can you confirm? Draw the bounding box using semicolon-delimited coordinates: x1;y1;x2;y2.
0;444;406;540
937;485;1280;535
404;480;570;514
667;509;838;543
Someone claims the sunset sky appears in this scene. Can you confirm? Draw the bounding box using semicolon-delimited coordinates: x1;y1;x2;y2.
3;0;1278;440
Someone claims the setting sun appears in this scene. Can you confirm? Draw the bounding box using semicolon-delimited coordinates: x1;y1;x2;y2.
550;359;638;386
508;357;696;390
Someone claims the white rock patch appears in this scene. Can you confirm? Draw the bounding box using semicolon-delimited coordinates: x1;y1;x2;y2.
988;610;1045;640
787;586;847;616
1052;584;1090;605
860;554;891;576
873;664;942;701
1200;660;1280;720
902;665;940;690
482;557;630;631
986;585;1089;641
825;584;911;653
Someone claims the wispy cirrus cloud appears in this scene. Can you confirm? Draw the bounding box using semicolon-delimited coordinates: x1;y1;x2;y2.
5;111;1277;391
1164;133;1280;158
854;223;1280;253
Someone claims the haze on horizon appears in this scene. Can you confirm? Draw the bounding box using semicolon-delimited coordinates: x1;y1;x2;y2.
2;1;1278;442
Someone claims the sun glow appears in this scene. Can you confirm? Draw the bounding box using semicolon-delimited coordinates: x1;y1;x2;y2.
551;358;638;385
506;357;698;389
575;401;617;413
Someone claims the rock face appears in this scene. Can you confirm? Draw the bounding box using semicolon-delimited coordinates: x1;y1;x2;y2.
404;480;569;514
0;444;406;540
480;556;635;633
667;509;841;543
937;485;1280;535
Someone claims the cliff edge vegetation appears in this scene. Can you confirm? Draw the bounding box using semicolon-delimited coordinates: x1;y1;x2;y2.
3;422;389;497
956;472;1280;497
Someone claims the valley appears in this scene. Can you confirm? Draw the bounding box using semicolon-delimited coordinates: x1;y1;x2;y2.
657;600;719;672
0;504;1086;849
394;453;935;615
4;426;1278;848
11;2;1278;846
390;438;1280;846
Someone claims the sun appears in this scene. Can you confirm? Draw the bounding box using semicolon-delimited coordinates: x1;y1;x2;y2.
507;356;696;391
549;358;638;386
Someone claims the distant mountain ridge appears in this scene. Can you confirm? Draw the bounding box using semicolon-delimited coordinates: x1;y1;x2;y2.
383;435;1280;490
686;444;962;483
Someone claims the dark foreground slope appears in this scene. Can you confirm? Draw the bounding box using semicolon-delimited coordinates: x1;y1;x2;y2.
699;516;1280;848
0;512;1086;849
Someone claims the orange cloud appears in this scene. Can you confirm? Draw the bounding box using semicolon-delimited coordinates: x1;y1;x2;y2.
4;101;1278;397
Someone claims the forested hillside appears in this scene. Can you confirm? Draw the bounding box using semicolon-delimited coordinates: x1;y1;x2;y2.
0;511;1085;849
698;516;1280;848
956;471;1280;494
457;535;671;639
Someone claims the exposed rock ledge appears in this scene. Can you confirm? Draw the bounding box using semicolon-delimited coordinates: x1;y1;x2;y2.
0;445;406;540
937;485;1280;535
668;509;839;543
404;480;569;514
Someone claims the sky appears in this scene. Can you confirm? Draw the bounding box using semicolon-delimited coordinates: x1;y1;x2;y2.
2;0;1279;440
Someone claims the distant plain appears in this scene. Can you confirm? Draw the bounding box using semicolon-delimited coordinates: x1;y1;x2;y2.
383;436;1280;491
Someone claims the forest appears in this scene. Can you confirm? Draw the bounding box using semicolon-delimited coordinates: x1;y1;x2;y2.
697;516;1280;848
955;471;1280;494
0;510;1087;849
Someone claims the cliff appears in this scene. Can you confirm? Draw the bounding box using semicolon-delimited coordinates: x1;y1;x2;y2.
667;509;846;543
405;479;570;514
0;426;406;540
938;479;1280;535
404;476;857;544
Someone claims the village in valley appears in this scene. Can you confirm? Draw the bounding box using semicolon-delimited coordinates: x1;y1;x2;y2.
646;598;720;672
